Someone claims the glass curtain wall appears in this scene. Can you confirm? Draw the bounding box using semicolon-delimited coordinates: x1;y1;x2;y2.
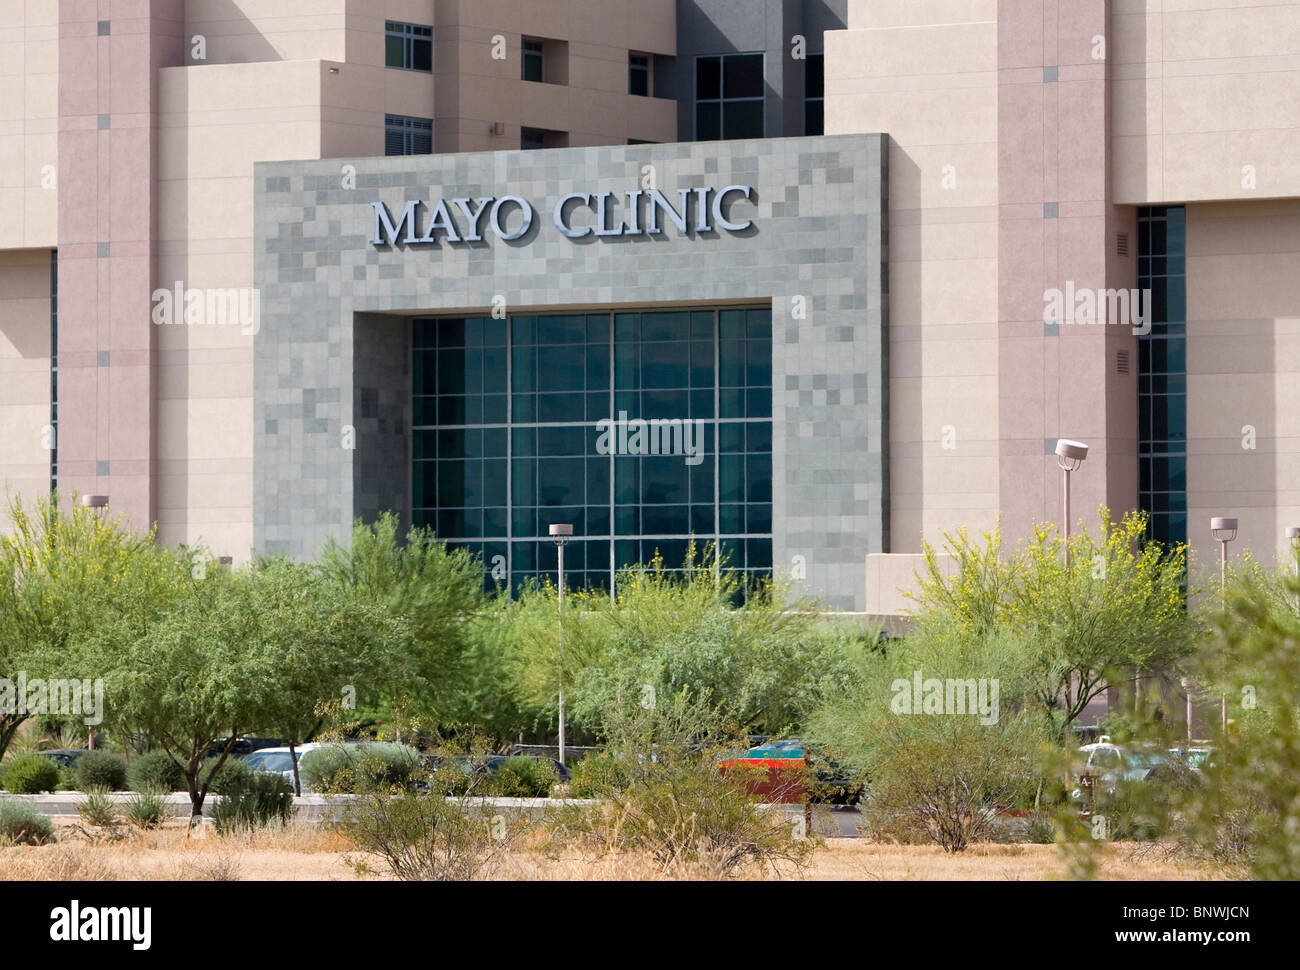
413;307;774;594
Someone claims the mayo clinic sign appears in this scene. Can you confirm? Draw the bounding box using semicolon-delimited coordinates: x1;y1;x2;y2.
369;185;755;247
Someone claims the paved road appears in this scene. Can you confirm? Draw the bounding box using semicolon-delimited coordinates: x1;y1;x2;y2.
0;792;867;835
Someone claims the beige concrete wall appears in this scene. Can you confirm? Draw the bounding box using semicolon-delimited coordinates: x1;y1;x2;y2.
156;59;335;558
866;551;956;617
432;0;676;152
826;1;1001;562
0;247;51;517
0;0;58;250
183;0;350;64
1185;199;1300;576
1113;0;1300;204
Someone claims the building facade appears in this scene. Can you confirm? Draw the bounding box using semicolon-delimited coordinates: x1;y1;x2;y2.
2;0;1299;615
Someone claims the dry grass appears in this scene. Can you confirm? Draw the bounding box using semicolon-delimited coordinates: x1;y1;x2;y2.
0;820;1225;881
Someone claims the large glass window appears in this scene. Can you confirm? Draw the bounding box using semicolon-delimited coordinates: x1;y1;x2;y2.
695;53;764;141
385;114;432;156
385;21;432;72
805;54;824;136
522;39;544;82
1137;206;1187;547
412;308;774;594
629;53;650;96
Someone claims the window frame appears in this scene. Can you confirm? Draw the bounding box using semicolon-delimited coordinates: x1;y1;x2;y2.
384;20;433;73
384;113;433;156
522;39;544;83
694;52;766;141
629;52;650;97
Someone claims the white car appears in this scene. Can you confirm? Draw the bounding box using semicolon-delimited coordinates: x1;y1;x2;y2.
242;743;328;792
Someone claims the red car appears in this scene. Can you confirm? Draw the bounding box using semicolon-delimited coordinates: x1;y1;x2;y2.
717;741;808;804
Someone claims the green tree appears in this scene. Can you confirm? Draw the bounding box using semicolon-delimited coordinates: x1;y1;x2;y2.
808;628;1045;851
515;547;857;740
318;514;484;729
910;508;1200;740
239;559;400;794
0;494;178;760
1179;562;1300;877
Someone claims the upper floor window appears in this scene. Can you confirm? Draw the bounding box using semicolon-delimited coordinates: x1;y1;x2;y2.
696;53;764;141
805;54;824;135
629;53;650;96
522;39;544;82
385;114;433;156
386;21;432;72
521;127;546;151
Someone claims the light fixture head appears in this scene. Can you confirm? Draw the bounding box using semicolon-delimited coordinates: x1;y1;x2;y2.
1286;526;1300;541
1054;438;1088;471
548;523;574;538
1211;516;1239;541
1054;439;1089;462
80;494;109;509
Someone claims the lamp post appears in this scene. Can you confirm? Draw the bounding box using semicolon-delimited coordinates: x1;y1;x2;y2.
1286;526;1300;610
1054;439;1088;567
80;495;109;750
1211;516;1238;733
549;523;573;766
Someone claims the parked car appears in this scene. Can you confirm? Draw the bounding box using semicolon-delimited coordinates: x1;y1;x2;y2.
243;743;327;791
36;749;86;769
1071;737;1180;801
1168;746;1214;774
718;740;809;804
718;739;864;805
206;736;287;759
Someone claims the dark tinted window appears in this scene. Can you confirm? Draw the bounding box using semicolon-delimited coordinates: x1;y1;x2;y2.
385;21;432;72
629;54;649;96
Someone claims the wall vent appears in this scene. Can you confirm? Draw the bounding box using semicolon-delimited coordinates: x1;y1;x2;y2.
1117;349;1130;374
1117;232;1129;258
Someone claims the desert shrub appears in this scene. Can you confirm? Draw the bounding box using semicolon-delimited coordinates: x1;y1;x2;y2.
78;786;121;828
56;766;77;791
550;692;816;877
333;762;524;881
200;755;254;796
0;801;55;845
809;628;1046;852
125;786;169;829
75;750;127;792
567;753;633;799
301;743;420;794
299;745;352;792
491;757;557;798
1;754;60;794
128;750;185;793
1025;815;1056;844
211;771;294;835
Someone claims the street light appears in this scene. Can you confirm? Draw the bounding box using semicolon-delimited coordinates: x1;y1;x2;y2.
80;494;109;750
549;522;574;766
1211;516;1238;733
1054;439;1088;567
1286;527;1300;611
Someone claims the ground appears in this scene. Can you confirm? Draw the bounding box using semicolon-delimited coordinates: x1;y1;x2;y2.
0;819;1222;880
